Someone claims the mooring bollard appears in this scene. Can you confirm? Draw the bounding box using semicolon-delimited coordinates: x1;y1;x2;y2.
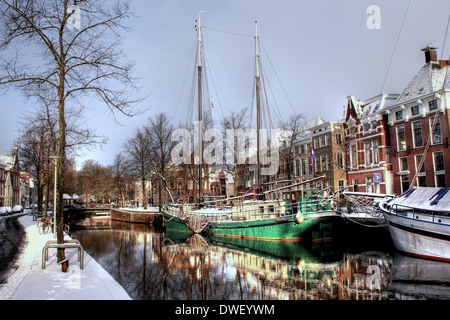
58;258;69;272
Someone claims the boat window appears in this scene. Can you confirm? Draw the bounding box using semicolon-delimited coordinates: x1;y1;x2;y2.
259;206;264;213
268;205;274;213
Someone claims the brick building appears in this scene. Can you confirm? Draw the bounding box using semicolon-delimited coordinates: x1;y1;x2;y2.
276;117;347;193
344;45;450;195
0;148;21;206
344;93;398;194
386;46;450;194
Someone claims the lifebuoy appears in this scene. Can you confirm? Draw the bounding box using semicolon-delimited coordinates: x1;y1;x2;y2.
295;211;304;224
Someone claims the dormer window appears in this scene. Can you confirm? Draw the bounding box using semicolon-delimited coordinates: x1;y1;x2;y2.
364;123;370;132
411;105;420;116
429;100;438;111
371;120;377;130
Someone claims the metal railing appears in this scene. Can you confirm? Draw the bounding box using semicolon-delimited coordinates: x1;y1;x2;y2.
388;203;450;224
163;198;336;224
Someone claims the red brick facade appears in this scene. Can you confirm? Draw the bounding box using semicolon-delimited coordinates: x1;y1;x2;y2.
344;46;450;195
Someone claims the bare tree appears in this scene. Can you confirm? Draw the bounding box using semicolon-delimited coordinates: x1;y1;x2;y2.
123;128;149;209
184;110;215;204
145;113;175;209
278;113;307;181
0;0;142;262
17;96;106;210
77;159;114;204
15;118;51;213
111;152;134;207
220;107;249;197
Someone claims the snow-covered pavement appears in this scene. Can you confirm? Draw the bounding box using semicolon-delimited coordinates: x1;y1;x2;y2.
0;215;131;300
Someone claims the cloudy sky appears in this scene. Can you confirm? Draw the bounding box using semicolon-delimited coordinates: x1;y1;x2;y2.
1;0;449;169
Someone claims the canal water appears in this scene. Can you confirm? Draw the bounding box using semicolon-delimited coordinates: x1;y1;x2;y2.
70;214;450;300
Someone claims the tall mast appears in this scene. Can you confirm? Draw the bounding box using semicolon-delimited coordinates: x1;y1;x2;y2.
197;11;203;204
254;21;262;193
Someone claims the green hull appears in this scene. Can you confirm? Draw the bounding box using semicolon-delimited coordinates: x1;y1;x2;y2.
163;210;339;242
208;214;338;242
162;211;193;234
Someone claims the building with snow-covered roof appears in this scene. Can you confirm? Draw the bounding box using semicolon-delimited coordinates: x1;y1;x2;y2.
344;93;399;195
0;158;6;206
385;45;450;194
276;117;346;194
344;45;450;195
0;148;20;206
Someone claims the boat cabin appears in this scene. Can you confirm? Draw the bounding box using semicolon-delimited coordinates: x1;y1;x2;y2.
282;189;332;214
231;199;287;220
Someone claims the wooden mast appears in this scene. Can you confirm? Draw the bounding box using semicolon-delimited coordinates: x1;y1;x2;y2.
196;11;203;206
254;21;262;195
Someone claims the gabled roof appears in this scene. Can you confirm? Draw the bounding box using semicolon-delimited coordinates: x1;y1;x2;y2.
395;60;450;104
0;154;14;169
345;94;398;123
304;116;325;129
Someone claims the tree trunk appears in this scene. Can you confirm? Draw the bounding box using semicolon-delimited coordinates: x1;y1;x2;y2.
56;65;67;262
234;166;238;198
56;100;66;262
159;178;163;211
142;176;147;209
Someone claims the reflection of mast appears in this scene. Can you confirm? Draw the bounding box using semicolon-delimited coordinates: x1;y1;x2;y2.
254;21;262;193
196;11;203;205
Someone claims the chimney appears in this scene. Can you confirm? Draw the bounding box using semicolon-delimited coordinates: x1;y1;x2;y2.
421;45;439;64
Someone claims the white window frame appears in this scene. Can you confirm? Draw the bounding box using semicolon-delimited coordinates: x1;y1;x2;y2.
411;120;423;148
399;156;408;172
396;125;406;151
433;151;445;187
429;116;442;145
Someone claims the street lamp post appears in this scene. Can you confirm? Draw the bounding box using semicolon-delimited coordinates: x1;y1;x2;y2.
49;155;58;238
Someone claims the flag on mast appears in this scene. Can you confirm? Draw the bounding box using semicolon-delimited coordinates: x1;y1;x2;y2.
210;98;214;109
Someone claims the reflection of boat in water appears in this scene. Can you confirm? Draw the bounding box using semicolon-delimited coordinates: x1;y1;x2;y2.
70;215;112;230
161;231;395;300
379;187;450;262
208;234;339;263
161;231;341;299
389;254;450;299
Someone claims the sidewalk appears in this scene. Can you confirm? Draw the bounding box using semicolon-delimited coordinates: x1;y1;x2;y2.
0;215;131;300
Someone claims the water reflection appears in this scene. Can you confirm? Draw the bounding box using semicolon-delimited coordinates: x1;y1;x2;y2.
389;255;450;300
70;216;450;300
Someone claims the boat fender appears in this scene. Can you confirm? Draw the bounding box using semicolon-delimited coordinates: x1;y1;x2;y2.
297;259;306;273
295;211;304;224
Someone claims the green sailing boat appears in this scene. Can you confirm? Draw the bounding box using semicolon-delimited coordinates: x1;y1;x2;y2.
163;178;341;242
162;17;341;242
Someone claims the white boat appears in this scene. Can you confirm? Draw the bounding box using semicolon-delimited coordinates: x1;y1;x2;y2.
379;187;450;262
